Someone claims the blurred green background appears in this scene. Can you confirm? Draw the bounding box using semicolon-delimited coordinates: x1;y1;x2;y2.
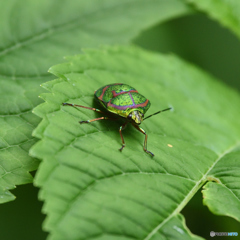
1;13;240;240
135;13;240;91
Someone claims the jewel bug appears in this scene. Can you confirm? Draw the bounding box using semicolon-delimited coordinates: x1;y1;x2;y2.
63;83;171;156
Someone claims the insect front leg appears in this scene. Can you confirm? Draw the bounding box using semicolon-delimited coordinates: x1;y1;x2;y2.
132;124;154;157
119;122;128;152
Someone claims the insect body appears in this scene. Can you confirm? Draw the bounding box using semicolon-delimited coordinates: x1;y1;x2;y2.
63;83;171;156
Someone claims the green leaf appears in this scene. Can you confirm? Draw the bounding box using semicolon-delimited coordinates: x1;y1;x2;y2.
30;46;240;239
202;150;240;221
0;78;43;203
187;0;240;39
0;0;190;203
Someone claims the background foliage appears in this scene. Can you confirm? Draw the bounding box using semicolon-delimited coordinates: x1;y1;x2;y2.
1;0;240;239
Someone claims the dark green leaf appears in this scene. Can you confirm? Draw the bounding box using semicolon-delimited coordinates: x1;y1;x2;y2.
187;0;240;39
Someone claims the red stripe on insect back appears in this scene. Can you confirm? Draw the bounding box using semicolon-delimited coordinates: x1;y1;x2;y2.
136;99;149;108
98;86;109;101
108;99;149;110
112;89;138;98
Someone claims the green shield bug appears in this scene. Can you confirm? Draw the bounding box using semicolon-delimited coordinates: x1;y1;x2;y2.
63;83;171;156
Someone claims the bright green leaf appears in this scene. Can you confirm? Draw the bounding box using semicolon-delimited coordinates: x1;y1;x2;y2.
187;0;240;39
30;46;240;239
0;0;191;202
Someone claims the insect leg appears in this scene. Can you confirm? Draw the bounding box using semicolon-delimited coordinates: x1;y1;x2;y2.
62;102;105;114
119;122;128;152
63;102;119;124
80;117;118;124
132;124;154;157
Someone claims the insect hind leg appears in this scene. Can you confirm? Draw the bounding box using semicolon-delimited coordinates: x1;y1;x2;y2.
62;102;118;118
62;102;105;114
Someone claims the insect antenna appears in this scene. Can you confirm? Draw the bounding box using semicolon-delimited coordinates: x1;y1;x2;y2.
143;107;172;121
